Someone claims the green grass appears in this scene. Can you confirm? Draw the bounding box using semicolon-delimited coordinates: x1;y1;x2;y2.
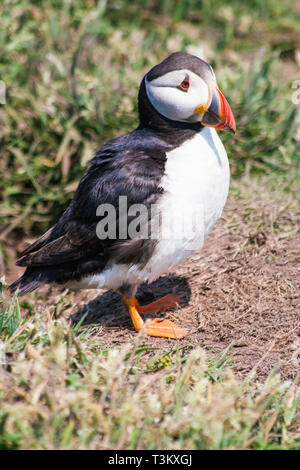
0;293;299;450
0;0;299;244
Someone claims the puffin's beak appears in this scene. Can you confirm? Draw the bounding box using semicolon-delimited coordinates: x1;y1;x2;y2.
200;84;236;133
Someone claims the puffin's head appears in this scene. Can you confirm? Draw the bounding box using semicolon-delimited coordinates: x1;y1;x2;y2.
144;51;236;133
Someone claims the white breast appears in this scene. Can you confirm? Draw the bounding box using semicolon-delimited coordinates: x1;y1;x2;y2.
141;126;230;281
68;127;230;291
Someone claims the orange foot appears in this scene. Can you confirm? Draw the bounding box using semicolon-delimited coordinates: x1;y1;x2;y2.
122;295;188;339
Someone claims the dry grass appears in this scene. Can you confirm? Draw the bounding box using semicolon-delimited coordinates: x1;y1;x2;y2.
1;177;299;449
1;314;300;450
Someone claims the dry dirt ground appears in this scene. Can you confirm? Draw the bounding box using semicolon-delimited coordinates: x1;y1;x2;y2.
4;179;300;381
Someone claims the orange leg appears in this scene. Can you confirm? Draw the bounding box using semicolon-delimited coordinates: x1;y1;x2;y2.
122;296;188;339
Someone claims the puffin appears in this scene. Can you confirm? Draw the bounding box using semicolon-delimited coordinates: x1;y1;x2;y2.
9;52;236;339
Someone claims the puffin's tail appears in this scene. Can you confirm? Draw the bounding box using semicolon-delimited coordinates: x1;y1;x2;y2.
9;269;43;296
8;226;55;296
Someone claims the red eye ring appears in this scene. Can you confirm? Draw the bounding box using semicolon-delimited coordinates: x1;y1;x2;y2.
178;79;190;91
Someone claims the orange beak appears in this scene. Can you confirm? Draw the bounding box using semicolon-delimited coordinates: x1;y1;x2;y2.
201;85;236;133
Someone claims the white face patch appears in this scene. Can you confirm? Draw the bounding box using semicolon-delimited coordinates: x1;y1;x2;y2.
145;69;210;123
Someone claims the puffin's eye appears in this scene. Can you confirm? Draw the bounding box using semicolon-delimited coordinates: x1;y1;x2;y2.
178;79;190;92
